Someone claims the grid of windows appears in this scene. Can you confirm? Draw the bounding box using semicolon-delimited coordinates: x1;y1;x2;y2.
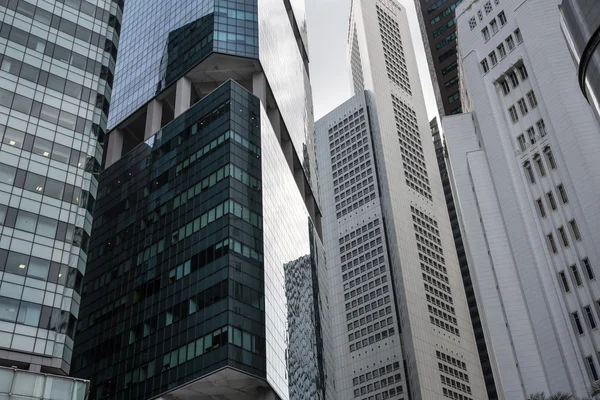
392;95;432;200
438;351;472;400
351;28;365;94
352;362;403;399
376;5;411;94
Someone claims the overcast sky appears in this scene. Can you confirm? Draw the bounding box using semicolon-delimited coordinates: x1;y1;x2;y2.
305;0;439;122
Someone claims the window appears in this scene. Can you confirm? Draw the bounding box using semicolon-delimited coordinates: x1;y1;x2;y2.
537;120;547;137
448;92;460;103
469;17;477;30
570;220;581;241
506;35;515;50
517;134;527;151
524;162;535;183
527;91;538;108
508;71;519;87
570;264;580;283
478;10;483;21
514;28;523;43
497;43;506;58
482;27;490;41
583;258;594;280
534;156;545;176
16;211;37;233
481;58;489;73
536;198;546;217
500;79;510;95
547;191;557;210
547;233;557;253
587;357;599;380
518;64;528;80
509;106;519;123
557;184;568;203
489;51;498;66
558;226;569;247
498;11;507;25
573;312;584;334
559;271;570;292
527;127;536;144
518;98;528;115
585;306;597;329
484;1;493;14
490;19;498;34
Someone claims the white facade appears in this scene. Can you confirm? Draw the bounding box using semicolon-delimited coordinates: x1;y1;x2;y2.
315;0;488;399
444;0;600;398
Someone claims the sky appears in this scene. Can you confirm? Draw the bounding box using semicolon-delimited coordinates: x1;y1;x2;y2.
305;0;439;122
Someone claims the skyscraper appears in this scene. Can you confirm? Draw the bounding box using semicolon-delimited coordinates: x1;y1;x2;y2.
71;0;333;399
413;0;462;116
0;0;120;393
444;0;600;397
315;0;488;398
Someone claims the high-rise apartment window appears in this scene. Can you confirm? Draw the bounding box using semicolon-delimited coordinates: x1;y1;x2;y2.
524;162;535;183
509;106;519;123
536;119;547;137
527;91;538;108
536;198;546;217
547;191;557;210
518;98;528;115
498;11;507;25
559;226;569;247
583;258;594;280
548;233;557;253
527;127;536;144
500;79;511;95
518;64;529;80
517;134;526;151
585;306;597;329
448;92;460;103
482;27;491;41
534;155;545;176
514;28;523;43
506;35;515;50
570;220;581;241
587;357;599;380
481;59;490;73
508;71;519;87
559;271;570;292
573;312;584;334
490;19;499;34
557;184;568;203
497;43;507;58
544;148;556;170
489;51;498;66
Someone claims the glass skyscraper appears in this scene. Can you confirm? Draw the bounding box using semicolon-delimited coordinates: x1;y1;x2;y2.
71;0;334;399
0;0;121;392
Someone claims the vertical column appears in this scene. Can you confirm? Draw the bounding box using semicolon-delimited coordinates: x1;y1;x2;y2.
252;72;267;107
174;77;192;117
145;99;163;139
105;129;124;168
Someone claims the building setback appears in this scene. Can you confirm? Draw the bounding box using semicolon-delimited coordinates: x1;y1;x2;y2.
71;0;334;399
444;0;600;398
315;0;488;399
0;0;121;396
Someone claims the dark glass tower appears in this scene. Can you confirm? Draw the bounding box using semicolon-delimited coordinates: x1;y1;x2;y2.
71;0;334;399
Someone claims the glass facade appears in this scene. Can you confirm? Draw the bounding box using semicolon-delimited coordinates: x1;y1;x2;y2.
0;365;89;399
0;0;121;374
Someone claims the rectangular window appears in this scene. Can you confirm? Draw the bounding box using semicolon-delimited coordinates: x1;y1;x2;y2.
573;312;584;335
498;11;507;25
525;163;535;183
481;58;489;73
482;27;490;41
559;227;570;247
489;51;498;66
536;198;546;217
518;98;528;115
583;258;594;280
548;233;557;253
557;184;568;203
514;28;523;43
490;19;498;34
547;191;557;210
570;220;581;241
585;306;597;329
527;91;538;108
509;106;519;123
559;271;570;292
509;71;519;87
572;264;583;286
497;43;506;58
519;64;529;80
535;157;545;176
527;127;536;144
587;356;599;380
500;79;510;95
506;35;515;50
517;134;527;151
536;120;547;137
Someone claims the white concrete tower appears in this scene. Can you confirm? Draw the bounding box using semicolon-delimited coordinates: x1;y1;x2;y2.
443;0;600;398
315;0;488;399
